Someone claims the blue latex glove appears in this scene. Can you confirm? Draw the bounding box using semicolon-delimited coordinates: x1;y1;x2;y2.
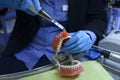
0;0;41;16
61;31;95;54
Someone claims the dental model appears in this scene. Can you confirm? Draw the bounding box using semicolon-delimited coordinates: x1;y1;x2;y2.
52;31;84;77
52;31;71;53
59;60;83;76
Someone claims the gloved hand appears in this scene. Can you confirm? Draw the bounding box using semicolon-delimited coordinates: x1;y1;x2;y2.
61;31;95;54
0;0;41;16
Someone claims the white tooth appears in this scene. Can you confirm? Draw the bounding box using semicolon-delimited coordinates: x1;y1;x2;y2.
77;63;82;67
61;65;65;68
68;65;70;68
74;60;80;68
75;65;78;69
62;36;71;40
56;40;63;53
60;60;82;72
74;60;81;67
61;65;69;69
71;66;74;71
76;64;79;68
65;66;68;69
73;66;75;70
78;61;81;65
74;65;77;68
70;66;72;69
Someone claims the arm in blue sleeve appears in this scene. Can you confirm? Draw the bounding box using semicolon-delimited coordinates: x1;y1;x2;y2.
0;0;31;10
0;0;41;16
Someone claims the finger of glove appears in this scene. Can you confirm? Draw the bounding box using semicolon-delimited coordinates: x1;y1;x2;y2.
71;38;89;53
68;38;92;53
75;44;91;53
78;38;92;52
20;0;32;10
33;0;41;11
77;36;91;49
61;36;84;52
79;43;92;52
68;36;90;53
63;45;84;53
16;0;34;16
63;32;82;47
25;0;41;16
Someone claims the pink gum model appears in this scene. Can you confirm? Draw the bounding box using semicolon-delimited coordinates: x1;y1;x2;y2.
52;31;84;76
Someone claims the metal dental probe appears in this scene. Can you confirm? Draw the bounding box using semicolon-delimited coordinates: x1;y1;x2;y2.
28;4;66;31
28;4;74;65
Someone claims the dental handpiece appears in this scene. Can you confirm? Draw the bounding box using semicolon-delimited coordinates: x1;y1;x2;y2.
28;4;66;31
93;45;120;63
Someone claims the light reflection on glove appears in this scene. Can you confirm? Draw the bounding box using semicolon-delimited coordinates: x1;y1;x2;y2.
0;0;41;16
61;31;94;54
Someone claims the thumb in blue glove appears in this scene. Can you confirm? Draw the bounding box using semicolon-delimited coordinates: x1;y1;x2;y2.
0;0;41;16
25;0;41;16
61;31;96;54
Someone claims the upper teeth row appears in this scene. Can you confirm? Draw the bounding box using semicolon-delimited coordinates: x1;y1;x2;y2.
56;36;71;53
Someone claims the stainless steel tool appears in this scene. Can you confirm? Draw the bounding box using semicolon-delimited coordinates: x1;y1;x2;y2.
28;4;66;31
98;56;120;76
93;45;120;63
28;4;74;66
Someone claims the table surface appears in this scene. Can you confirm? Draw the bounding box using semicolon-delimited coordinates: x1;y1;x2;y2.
79;55;120;80
19;61;114;80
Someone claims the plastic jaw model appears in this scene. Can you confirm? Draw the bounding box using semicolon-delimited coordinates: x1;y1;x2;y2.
52;31;84;77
